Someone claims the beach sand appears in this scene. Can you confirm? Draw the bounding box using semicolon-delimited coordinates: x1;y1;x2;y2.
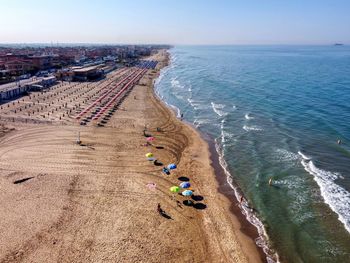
0;50;263;262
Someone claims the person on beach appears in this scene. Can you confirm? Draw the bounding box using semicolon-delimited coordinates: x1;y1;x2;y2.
180;113;183;121
157;203;162;213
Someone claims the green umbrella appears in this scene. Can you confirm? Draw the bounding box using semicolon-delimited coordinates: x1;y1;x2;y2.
170;186;180;193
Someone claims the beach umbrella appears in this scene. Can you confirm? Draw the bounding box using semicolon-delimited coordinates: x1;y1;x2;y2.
162;167;170;175
170;186;180;193
182;190;193;196
146;137;155;141
170;186;180;199
167;163;177;170
180;182;191;188
145;153;153;158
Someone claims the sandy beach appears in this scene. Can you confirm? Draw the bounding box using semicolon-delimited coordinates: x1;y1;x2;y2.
0;50;263;263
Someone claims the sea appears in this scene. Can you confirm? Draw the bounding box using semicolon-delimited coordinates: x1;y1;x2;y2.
155;46;350;263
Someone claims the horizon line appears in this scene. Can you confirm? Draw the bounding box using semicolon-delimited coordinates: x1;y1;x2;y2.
0;42;347;47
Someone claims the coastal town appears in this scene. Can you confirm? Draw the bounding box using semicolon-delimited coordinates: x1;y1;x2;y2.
0;45;169;101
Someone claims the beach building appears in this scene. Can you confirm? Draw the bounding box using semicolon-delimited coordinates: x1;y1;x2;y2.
0;76;57;101
72;65;103;81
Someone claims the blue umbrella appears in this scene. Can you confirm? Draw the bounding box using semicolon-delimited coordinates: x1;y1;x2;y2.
180;182;191;188
182;190;193;196
167;163;177;170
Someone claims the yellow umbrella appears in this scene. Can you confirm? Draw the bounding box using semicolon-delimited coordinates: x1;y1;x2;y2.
170;186;180;199
170;186;180;193
145;153;153;158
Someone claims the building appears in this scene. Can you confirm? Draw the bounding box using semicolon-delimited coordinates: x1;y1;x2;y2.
0;76;57;101
4;59;35;75
72;65;103;81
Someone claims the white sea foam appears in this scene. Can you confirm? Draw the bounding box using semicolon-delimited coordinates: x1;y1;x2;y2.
297;151;311;160
245;113;254;120
170;77;185;89
220;119;226;144
211;102;228;117
187;98;195;107
243;125;263;131
298;152;350;233
219;119;235;144
221;131;235;145
187;99;208;110
274;148;299;162
193;118;211;128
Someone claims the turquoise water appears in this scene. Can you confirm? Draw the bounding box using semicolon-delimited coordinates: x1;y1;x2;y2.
155;46;350;263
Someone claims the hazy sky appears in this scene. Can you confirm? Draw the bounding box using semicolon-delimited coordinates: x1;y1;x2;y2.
1;0;349;45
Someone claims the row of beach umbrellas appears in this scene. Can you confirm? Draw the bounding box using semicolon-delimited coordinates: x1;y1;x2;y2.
144;135;193;197
170;183;193;196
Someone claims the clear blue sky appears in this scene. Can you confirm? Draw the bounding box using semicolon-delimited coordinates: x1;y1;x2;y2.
1;0;349;45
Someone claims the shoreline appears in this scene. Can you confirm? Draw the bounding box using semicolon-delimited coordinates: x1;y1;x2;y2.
206;136;268;262
153;50;268;262
154;49;283;262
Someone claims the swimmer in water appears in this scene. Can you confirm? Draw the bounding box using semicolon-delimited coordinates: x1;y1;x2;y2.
337;139;342;145
269;177;273;186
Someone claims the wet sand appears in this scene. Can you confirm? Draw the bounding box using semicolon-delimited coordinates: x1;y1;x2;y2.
0;50;262;262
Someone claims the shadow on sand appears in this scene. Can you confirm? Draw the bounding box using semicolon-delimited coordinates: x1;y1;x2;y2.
13;177;34;184
191;195;204;201
178;176;190;181
159;210;173;220
193;203;207;210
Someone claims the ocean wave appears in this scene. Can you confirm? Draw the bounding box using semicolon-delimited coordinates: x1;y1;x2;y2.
274;148;299;163
243;125;263;131
187;99;208;110
193;118;211;128
154;72;181;119
214;141;279;263
221;131;235;144
211;102;228;117
299;152;350;233
297;151;311;160
187;98;195;107
219;119;234;144
170;77;185;89
245;113;254;120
